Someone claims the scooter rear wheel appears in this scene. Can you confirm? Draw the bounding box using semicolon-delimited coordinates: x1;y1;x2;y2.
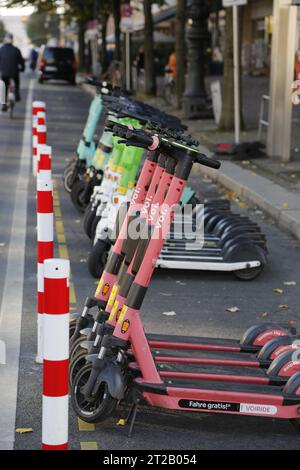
234;265;264;281
71;363;117;423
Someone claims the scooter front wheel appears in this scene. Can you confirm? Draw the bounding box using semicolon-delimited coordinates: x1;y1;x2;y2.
83;203;97;238
69;348;87;387
71;363;117;423
63;166;75;193
69;318;77;339
71;179;88;213
87;240;109;278
70;334;88;360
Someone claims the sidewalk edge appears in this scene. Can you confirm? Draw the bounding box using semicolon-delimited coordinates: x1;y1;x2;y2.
199;165;300;241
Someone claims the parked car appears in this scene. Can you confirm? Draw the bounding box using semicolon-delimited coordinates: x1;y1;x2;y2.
38;46;77;84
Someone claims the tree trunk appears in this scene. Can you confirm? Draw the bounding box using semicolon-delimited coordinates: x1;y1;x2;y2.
113;0;121;61
143;0;156;95
175;0;186;109
100;13;109;74
77;20;86;71
218;7;244;131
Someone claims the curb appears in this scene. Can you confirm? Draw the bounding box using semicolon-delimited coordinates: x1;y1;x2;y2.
198;162;300;241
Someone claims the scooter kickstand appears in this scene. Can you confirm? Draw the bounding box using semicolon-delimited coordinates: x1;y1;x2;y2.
127;397;140;438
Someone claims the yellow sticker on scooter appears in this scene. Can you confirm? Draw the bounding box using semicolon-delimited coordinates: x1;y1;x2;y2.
109;299;119;321
107;284;118;307
117;305;128;324
102;283;110;296
121;319;130;334
95;278;104;297
93;149;105;167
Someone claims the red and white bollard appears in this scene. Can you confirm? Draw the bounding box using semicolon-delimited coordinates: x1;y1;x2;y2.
38;144;52;181
42;258;70;450
32;100;46;117
33;124;47;176
32;101;46;176
36;177;54;363
37;110;46;126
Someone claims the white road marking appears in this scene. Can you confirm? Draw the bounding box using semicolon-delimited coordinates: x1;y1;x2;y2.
0;79;34;449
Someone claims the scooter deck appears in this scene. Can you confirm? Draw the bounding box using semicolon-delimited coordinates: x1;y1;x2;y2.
152;348;264;367
133;377;300;418
136;377;283;395
147;333;257;353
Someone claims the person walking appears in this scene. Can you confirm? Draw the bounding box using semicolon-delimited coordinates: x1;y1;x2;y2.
0;33;25;112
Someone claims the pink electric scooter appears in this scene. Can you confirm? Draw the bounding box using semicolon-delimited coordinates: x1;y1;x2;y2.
71;127;300;434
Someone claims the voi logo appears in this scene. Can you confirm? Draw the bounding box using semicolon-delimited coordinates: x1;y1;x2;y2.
240;403;277;415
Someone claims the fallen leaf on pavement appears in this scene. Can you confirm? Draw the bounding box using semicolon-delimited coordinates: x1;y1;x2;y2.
116;419;126;426
283;281;296;286
162;311;176;317
272;288;283;294
260;311;269;317
278;304;289;309
16;428;33;434
282;202;289;209
241;160;250;165
288;320;296;326
226;307;240;313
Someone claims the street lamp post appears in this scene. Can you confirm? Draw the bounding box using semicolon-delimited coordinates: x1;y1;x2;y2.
183;0;213;119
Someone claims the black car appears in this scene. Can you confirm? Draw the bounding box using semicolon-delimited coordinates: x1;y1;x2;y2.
38;46;77;84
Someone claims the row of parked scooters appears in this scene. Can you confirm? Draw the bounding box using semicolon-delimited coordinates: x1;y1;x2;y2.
63;78;268;282
66;79;300;434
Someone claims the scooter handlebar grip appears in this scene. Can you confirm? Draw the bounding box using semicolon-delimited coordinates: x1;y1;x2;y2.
196;153;221;170
126;129;157;149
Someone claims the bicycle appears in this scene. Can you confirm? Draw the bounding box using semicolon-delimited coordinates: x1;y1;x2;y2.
7;79;15;119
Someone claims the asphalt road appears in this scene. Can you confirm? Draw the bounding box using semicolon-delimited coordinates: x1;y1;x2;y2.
1;75;300;450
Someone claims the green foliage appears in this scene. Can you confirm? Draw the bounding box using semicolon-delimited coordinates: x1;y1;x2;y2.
26;12;59;46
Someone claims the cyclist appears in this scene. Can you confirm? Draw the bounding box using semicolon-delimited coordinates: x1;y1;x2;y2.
0;33;25;112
